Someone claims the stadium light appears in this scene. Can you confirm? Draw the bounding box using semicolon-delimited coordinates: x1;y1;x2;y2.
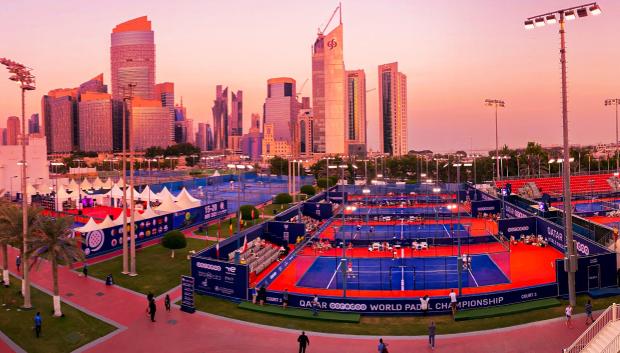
524;2;601;308
362;188;370;194
485;99;505;181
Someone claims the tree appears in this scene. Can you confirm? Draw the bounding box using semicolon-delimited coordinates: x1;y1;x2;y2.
0;203;42;296
300;185;316;196
161;230;187;258
274;193;293;204
269;156;289;176
28;215;83;317
239;205;259;221
145;146;165;158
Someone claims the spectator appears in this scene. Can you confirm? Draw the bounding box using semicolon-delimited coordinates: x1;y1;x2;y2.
165;294;171;312
297;331;310;353
420;295;430;316
251;287;257;304
149;298;157;322
16;255;21;273
377;338;389;353
565;304;573;328
428;321;436;349
449;289;458;319
282;289;289;309
585;300;594;325
105;274;114;286
258;286;267;306
34;312;42;338
311;294;320;316
82;263;88;278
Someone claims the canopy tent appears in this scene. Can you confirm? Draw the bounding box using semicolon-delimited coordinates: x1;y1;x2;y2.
74;217;101;233
175;188;201;209
212;170;220;177
80;178;93;191
154;191;181;213
98;215;115;229
154;186;174;203
138;185;157;201
102;178;114;189
92;177;104;189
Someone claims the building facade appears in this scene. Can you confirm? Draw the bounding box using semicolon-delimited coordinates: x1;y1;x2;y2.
131;97;171;150
154;82;175;142
78;92;113;152
42;90;76;153
311;19;346;154
212;85;228;150
378;62;407;156
6;116;20;146
111;16;156;101
230;90;243;137
262;123;291;158
345;70;366;154
28;114;40;135
240;113;262;161
264;78;299;142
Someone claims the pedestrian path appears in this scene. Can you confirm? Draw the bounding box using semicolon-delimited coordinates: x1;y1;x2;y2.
0;246;588;353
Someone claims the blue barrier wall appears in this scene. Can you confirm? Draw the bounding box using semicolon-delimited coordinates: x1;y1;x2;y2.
192;257;249;300
265;221;306;245
471;200;501;217
556;253;617;295
497;217;537;238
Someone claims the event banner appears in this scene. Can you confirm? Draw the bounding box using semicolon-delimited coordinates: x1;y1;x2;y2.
266;221;306;244
497;217;537;238
78;214;172;258
470;200;501;217
192;257;248;300
302;202;333;220
173;200;228;229
535;217;611;256
260;284;558;314
181;275;196;314
504;202;533;219
556;253;617;295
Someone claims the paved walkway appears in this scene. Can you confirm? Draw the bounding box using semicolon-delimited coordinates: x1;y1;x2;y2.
0;246;587;353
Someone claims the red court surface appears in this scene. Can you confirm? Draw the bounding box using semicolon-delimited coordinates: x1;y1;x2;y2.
267;242;562;298
0;245;583;353
586;215;620;225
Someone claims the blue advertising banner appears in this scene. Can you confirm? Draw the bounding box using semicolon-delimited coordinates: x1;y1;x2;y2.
498;217;537;238
535;217;611;256
258;284;558;315
556;253;617;295
504;202;534;219
470;200;501;217
173;200;228;229
181;275;195;313
192;257;248;300
302;202;333;220
266;221;306;244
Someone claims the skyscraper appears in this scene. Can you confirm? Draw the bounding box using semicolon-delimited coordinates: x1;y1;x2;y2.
241;113;262;161
111;16;156;101
78;92;113;152
346;70;367;155
42;88;77;153
212;85;228;150
264;78;299;142
130;97;171;150
28;114;40;135
196;122;207;151
311;6;346;155
154;82;175;142
378;62;408;156
6;116;20;146
230;90;243;137
206;124;213;151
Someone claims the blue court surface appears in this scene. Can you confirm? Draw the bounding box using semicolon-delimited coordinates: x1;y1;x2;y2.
297;255;509;290
335;224;469;240
351;207;452;216
361;195;454;204
556;201;619;213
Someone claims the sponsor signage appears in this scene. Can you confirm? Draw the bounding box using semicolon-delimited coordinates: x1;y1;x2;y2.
498;217;536;238
470;200;500;217
192;258;248;300
181;275;195;313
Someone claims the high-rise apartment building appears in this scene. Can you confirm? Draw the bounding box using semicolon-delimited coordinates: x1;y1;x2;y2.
154;82;175;142
311;7;346;154
28;114;40;135
264;78;299;142
206;124;213;151
111;16;156;101
196;122;207;151
6;116;20;146
78;92;113;152
378;62;408;156
131;97;171;150
212;85;228;150
230;90;243;137
346;70;367;155
42;88;77;153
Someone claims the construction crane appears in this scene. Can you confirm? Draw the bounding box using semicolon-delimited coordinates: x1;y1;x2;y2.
296;78;309;99
366;88;376;93
318;3;342;35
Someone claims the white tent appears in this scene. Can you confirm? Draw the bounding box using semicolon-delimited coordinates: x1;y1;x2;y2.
108;183;125;198
92;177;104;189
112;212;126;226
102;178;114;189
154;191;181;213
67;179;79;190
26;183;38;196
80;178;93;191
139;185;156;201
35;182;52;195
155;186;174;202
175;188;200;209
141;206;159;219
98;215;115;229
174;188;200;203
212;170;220;177
75;217;101;233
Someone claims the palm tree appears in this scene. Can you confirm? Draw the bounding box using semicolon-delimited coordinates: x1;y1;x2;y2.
28;215;84;317
0;202;41;294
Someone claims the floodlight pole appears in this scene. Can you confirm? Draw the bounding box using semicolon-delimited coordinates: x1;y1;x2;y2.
128;83;137;276
605;99;620;171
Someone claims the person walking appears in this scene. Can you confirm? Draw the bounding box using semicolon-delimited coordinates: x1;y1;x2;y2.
377;338;389;353
449;289;458;319
16;255;21;273
565;304;573;328
82;263;88;278
428;321;436;350
297;331;310;353
165;294;171;312
149;298;157;322
34;312;42;338
585;300;594;325
420;294;430;316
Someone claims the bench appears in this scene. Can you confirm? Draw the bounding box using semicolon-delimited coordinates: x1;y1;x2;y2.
238;301;360;323
454;298;561;321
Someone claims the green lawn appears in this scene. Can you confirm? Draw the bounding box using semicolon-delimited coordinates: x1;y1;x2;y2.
84;238;213;296
0;277;116;353
192;294;620;336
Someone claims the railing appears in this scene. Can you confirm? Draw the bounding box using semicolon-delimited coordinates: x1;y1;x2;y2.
564;303;619;353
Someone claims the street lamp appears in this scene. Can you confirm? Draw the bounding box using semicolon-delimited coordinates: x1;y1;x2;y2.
605;99;620;171
485;99;505;181
524;2;601;307
1;58;35;308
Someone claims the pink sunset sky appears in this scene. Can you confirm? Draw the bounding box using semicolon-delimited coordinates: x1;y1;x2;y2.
1;0;619;153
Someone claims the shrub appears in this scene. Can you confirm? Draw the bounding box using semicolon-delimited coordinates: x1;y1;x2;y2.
239;204;259;220
300;184;316;196
161;230;187;258
274;193;293;204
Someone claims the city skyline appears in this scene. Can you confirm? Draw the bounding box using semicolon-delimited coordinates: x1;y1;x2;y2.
1;0;620;152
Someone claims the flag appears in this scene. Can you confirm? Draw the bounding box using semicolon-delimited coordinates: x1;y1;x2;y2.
251;209;255;220
229;222;233;234
242;234;248;252
216;241;220;258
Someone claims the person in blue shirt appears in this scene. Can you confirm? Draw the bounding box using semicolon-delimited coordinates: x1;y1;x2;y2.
34;312;42;338
378;338;388;353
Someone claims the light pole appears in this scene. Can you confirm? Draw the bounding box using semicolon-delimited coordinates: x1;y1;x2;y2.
485;99;505;181
605;99;620;171
127;83;137;277
1;58;35;308
524;2;601;307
